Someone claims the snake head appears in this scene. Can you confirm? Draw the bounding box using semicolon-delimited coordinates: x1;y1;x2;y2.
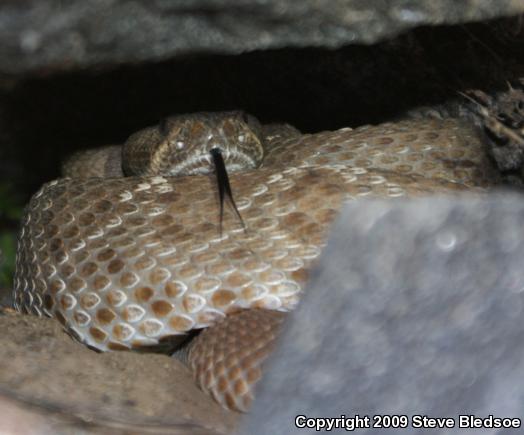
122;111;264;177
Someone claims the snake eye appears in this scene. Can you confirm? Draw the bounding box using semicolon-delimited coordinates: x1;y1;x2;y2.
175;141;185;150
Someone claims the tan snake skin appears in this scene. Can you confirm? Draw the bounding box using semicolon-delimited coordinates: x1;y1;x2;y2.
13;113;498;412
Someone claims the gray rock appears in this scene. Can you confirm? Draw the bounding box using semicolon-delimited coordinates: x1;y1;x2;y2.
241;194;524;434
0;0;523;74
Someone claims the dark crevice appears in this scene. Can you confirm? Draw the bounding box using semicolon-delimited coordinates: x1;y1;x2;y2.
0;15;523;204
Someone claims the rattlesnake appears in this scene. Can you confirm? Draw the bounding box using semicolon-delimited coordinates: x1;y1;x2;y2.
13;111;499;412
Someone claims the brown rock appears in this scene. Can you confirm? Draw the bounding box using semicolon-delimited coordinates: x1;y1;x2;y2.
0;309;238;435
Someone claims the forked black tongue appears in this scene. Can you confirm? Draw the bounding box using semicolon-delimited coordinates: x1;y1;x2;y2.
210;147;246;234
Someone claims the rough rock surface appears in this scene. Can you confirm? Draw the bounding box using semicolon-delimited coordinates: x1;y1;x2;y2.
242;194;524;434
0;309;237;435
0;0;523;74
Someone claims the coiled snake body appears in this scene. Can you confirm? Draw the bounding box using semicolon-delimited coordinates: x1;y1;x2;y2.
13;111;498;412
